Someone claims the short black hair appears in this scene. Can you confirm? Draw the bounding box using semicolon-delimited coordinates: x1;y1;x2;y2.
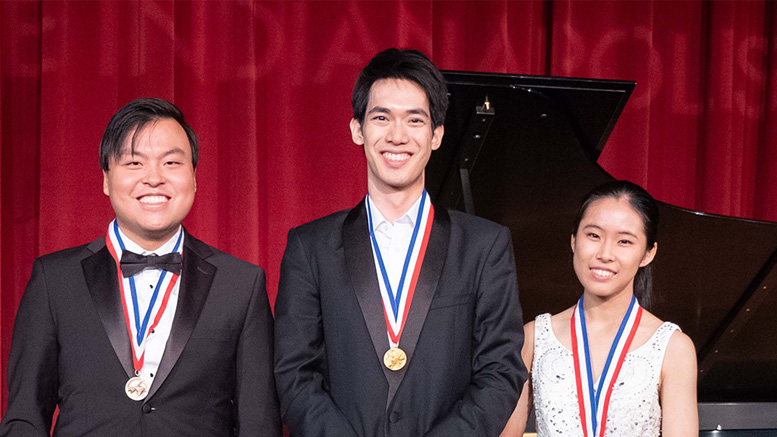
352;48;449;130
571;180;660;308
99;98;198;171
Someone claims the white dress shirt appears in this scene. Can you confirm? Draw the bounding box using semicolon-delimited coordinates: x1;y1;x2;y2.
114;225;183;384
367;194;425;348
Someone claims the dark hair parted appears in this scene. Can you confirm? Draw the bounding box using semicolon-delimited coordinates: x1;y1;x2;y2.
100;98;198;171
571;180;660;308
352;48;449;130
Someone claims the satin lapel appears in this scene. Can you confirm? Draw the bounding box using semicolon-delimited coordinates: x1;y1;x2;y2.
387;206;450;406
82;237;134;378
343;201;394;387
145;232;215;401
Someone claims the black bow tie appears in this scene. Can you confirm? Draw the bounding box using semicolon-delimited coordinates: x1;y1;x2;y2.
120;251;182;277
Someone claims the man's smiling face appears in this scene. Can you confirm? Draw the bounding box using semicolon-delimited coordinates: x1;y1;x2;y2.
350;78;443;197
103;118;196;250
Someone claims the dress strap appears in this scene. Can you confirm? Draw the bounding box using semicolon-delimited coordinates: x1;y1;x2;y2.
649;322;680;363
531;313;553;361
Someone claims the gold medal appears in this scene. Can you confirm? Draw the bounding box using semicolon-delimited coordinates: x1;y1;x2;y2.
383;347;407;371
125;376;149;401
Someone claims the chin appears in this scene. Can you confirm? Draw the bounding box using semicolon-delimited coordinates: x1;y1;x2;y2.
140;222;179;237
587;287;630;300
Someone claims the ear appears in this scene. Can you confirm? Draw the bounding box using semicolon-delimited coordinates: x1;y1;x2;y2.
640;242;657;267
193;168;197;193
570;234;576;254
103;170;111;196
350;118;364;145
431;125;444;151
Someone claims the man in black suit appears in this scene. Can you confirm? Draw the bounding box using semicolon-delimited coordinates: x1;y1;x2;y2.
274;49;527;436
1;98;281;436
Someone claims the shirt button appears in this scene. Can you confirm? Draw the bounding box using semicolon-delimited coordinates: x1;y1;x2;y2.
389;412;401;423
142;404;155;414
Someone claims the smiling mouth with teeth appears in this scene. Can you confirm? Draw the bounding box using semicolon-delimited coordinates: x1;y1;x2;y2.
383;152;410;162
591;268;615;277
139;195;169;205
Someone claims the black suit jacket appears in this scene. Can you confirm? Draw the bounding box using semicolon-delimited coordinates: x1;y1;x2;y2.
1;231;281;437
274;201;527;437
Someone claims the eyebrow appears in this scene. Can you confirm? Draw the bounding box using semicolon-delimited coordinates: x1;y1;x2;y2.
367;106;430;118
119;147;187;159
582;224;639;238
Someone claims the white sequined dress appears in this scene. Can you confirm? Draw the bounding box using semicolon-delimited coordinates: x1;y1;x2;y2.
531;313;679;436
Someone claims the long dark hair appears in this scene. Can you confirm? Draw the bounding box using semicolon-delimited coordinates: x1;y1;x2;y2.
571;180;659;308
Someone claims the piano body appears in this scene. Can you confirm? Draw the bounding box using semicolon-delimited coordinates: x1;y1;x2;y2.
426;71;777;434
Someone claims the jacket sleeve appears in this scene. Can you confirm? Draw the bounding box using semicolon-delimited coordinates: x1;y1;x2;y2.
273;228;359;436
235;267;283;437
425;226;528;437
0;259;59;437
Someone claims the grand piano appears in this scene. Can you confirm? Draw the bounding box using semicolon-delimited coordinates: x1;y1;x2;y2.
427;71;777;434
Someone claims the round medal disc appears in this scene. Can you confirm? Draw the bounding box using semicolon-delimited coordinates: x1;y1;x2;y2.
383;347;407;371
125;376;149;401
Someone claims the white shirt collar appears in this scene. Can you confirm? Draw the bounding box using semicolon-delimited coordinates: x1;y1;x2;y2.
367;192;424;232
115;224;184;256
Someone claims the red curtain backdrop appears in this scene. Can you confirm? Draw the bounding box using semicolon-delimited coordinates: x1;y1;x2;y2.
1;0;775;412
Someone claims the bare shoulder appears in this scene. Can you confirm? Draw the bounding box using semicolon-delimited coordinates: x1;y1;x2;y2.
524;319;536;341
522;320;536;372
659;326;699;433
523;320;536;351
661;323;697;383
666;329;696;362
640;309;695;355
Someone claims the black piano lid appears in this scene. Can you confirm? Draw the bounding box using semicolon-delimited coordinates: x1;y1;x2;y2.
428;71;777;416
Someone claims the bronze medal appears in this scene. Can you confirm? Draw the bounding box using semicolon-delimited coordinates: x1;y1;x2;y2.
383;347;407;371
125;376;149;401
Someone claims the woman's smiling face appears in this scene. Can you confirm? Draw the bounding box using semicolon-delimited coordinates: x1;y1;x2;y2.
571;196;657;300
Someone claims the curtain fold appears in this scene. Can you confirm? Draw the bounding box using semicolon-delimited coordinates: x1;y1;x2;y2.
1;0;775;412
1;1;42;412
755;1;777;220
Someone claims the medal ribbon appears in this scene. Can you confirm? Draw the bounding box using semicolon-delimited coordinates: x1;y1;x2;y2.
367;191;434;344
106;220;182;373
571;295;642;437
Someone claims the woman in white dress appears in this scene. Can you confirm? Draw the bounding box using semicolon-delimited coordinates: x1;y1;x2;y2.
501;181;698;437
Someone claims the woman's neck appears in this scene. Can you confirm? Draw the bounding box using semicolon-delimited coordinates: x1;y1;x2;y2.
582;289;635;326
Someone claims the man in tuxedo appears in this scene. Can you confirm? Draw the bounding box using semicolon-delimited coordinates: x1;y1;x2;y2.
1;98;281;436
274;49;527;436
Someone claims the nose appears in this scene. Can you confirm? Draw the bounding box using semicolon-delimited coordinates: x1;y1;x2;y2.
596;240;615;262
142;163;165;187
385;121;409;145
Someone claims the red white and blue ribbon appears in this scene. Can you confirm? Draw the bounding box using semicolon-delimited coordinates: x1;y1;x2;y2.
366;191;434;346
571;294;642;437
106;220;182;374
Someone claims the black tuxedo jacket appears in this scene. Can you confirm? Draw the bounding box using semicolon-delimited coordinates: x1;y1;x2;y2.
1;231;281;437
274;201;527;437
